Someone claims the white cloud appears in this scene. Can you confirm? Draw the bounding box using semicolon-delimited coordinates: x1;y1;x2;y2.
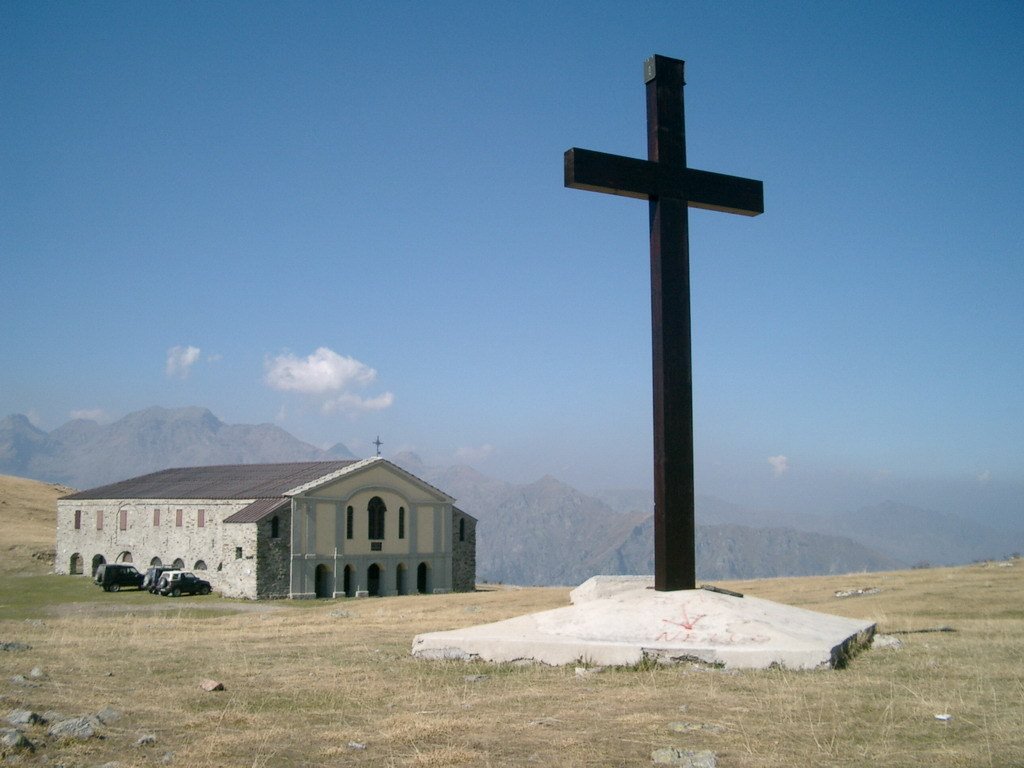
69;408;109;423
323;391;395;415
265;347;377;393
265;347;394;416
166;345;201;378
977;470;992;483
767;454;789;477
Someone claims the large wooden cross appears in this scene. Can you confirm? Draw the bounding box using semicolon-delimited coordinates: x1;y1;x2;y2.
565;54;764;591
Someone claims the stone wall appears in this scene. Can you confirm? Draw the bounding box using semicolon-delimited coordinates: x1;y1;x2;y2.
255;510;291;598
451;510;476;592
55;499;259;599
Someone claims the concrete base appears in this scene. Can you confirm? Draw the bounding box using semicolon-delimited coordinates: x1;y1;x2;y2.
412;576;875;670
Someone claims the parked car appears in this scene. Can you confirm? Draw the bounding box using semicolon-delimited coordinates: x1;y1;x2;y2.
142;565;177;593
94;563;144;592
156;571;212;597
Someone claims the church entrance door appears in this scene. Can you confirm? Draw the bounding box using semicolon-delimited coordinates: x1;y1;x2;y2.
367;564;381;596
417;562;430;594
314;564;333;598
396;563;407;595
343;565;354;597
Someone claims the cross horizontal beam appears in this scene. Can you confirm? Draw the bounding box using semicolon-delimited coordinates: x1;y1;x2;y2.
565;147;764;217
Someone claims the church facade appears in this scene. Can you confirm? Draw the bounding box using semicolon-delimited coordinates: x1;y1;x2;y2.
54;457;476;599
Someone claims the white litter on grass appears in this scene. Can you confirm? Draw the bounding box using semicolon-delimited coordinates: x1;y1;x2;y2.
935;714;953;722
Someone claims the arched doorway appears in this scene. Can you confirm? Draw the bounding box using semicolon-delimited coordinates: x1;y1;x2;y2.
116;551;133;564
367;564;381;597
194;560;207;571
417;562;430;594
343;565;354;597
315;564;334;598
172;558;185;570
91;554;106;577
396;563;407;595
70;553;83;575
150;557;162;567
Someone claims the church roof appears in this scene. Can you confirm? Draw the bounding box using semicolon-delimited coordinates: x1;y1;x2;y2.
223;497;291;524
62;461;359;501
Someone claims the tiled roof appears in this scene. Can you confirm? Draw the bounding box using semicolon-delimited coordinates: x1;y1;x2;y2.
223;497;291;524
62;461;359;501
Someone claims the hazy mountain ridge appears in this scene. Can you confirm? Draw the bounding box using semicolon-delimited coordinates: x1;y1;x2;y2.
395;452;908;585
0;407;354;489
4;406;1016;586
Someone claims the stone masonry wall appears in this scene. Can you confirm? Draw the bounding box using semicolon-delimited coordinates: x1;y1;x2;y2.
451;510;476;592
55;499;259;598
255;510;291;598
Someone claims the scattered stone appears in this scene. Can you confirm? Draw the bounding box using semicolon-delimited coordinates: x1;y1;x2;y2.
651;747;716;767
160;751;175;764
463;674;488;683
329;609;353;618
135;733;158;747
42;710;65;724
199;679;225;692
667;721;726;734
47;715;100;740
574;666;604;678
464;605;482;613
0;728;35;752
98;762;122;768
0;642;31;652
28;667;45;679
10;675;39;687
872;634;903;650
834;587;881;599
935;713;953;722
347;741;366;750
6;709;43;726
96;706;123;724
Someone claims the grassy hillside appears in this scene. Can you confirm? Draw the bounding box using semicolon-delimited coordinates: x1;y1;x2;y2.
3;473;1022;765
0;473;72;576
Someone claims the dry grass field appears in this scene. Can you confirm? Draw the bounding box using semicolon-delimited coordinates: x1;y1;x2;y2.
2;475;1022;766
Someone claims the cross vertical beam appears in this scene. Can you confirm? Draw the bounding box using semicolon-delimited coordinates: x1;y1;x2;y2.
646;56;693;592
565;54;763;591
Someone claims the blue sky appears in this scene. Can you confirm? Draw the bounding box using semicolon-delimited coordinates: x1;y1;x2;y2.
3;1;1022;524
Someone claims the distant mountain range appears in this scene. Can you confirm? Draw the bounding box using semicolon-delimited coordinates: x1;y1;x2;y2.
2;406;1019;585
0;406;354;489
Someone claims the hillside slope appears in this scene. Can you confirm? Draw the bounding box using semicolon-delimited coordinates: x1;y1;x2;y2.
0;474;72;575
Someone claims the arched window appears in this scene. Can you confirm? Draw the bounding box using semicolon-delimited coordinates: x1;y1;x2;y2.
270;516;280;539
367;497;386;540
116;551;133;563
194;560;208;571
172;558;185;570
150;556;162;567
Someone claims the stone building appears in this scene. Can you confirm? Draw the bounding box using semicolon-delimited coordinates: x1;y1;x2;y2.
55;457;477;599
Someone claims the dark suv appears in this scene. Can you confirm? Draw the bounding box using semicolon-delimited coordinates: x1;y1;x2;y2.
94;563;144;592
142;566;177;593
156;571;212;597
